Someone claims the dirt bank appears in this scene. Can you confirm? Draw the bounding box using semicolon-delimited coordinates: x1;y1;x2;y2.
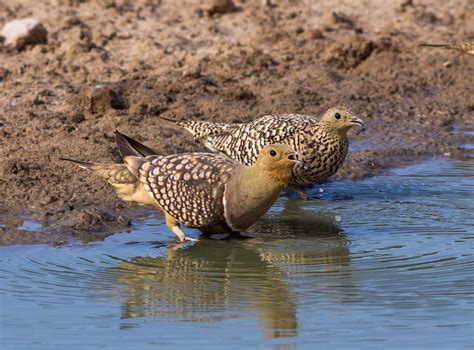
1;0;473;245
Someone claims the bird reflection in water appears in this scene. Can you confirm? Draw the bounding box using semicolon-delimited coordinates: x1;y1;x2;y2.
249;199;352;272
105;199;352;340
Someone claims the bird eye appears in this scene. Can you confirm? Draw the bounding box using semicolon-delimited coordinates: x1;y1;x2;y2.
335;112;341;120
270;150;277;157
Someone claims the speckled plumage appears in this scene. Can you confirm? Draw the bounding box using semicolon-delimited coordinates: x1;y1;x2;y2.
130;152;236;229
420;42;474;56
61;132;298;242
169;106;363;195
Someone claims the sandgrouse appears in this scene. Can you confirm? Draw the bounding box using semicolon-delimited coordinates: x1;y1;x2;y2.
420;42;474;56
61;132;298;242
162;106;363;199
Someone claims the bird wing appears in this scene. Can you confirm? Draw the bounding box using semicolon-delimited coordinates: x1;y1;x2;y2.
60;157;159;207
200;114;316;165
129;153;238;228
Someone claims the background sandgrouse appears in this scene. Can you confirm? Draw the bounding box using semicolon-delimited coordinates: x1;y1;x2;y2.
163;106;363;199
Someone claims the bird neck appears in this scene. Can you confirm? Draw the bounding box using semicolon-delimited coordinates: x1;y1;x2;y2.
320;123;349;138
224;165;290;231
248;163;293;187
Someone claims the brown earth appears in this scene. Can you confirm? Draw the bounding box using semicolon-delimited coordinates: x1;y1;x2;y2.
0;0;473;245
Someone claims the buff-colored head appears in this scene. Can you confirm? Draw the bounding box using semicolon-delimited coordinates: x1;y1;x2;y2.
254;144;299;183
320;106;364;136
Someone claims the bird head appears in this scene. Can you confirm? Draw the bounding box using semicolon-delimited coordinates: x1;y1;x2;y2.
320;106;364;136
255;144;300;184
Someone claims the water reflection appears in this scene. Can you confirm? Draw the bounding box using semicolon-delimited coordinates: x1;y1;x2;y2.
251;199;352;272
105;206;350;339
249;198;345;237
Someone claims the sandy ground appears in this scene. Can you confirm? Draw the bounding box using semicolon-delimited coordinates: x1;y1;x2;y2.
0;0;473;245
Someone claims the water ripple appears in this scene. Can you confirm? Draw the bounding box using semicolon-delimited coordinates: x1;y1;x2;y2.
0;159;473;349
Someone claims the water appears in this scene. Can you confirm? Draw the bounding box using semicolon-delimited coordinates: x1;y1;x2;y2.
0;159;473;349
17;220;43;232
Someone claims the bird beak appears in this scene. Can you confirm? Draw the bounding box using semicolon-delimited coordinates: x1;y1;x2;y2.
351;117;364;127
288;152;302;164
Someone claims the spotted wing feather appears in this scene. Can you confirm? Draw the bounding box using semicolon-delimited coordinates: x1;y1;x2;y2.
137;153;238;228
201;114;316;165
180;114;350;186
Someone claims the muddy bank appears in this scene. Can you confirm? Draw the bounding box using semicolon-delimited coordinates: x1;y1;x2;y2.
0;0;473;245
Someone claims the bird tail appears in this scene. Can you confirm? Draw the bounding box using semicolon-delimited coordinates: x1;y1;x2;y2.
59;157;94;170
114;130;158;157
159;115;232;141
157;115;212;137
157;115;181;124
60;156;157;205
419;43;450;48
60;157;135;183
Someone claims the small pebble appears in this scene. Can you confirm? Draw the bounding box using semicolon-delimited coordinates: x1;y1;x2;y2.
1;18;48;50
207;0;237;16
443;61;452;68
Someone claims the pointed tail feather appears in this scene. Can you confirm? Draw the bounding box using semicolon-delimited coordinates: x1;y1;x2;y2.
419;43;450;48
60;156;135;183
419;43;474;55
59;157;94;170
159;116;232;140
157;115;180;124
114;130;158;157
60;155;158;207
157;115;196;130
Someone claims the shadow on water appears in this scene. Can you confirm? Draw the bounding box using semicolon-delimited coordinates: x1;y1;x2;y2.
103;206;350;340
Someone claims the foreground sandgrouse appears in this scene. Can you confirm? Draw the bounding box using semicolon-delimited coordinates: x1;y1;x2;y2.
420;42;474;56
61;132;298;242
162;106;363;199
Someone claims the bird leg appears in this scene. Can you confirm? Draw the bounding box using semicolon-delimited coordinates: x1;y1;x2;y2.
165;212;197;242
288;185;309;201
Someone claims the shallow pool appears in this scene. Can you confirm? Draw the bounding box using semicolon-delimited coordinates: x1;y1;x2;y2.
1;159;473;349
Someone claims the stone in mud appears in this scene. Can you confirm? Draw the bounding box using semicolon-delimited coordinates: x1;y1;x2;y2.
67;112;86;124
324;35;376;69
1;18;48;50
0;67;9;81
332;12;358;30
97;0;116;8
78;85;128;114
207;0;238;16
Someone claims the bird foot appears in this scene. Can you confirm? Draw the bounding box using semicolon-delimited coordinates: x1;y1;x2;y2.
298;192;309;201
288;185;309;201
170;225;198;242
169;242;186;251
168;236;198;251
